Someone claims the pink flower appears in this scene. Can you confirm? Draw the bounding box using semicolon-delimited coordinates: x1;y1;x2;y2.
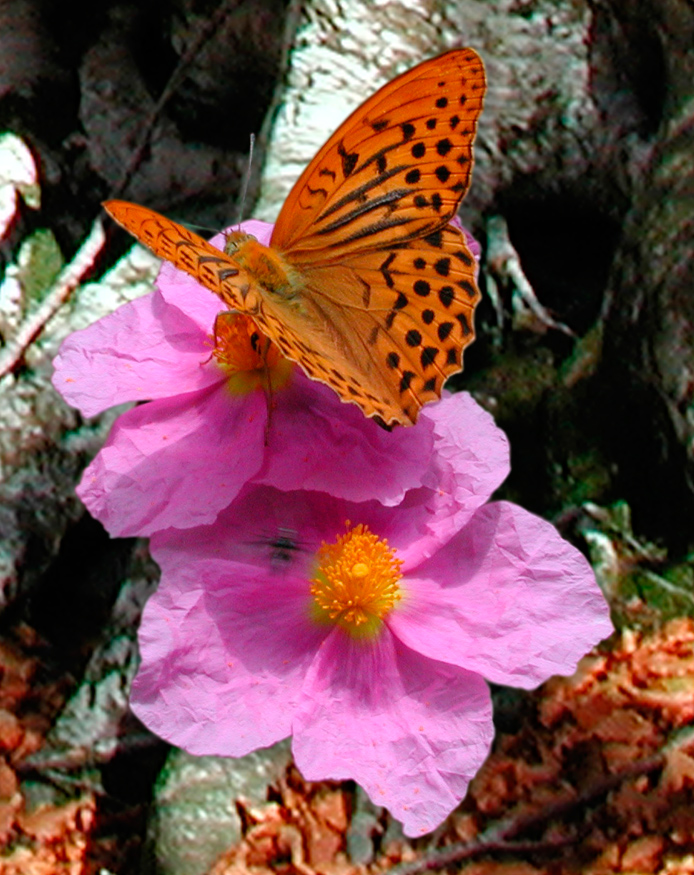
52;220;445;537
130;396;613;837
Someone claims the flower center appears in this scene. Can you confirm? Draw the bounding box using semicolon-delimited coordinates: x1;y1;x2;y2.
310;522;403;639
211;312;292;394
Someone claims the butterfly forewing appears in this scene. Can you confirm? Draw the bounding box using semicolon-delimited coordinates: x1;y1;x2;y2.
102;199;404;421
272;48;486;262
103;201;254;313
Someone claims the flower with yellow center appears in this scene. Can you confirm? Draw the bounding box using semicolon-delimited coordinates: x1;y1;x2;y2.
310;522;403;639
212;312;293;395
130;387;614;839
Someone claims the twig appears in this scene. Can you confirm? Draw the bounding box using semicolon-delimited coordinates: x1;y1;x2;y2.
486;214;575;337
0;217;106;379
114;0;304;210
112;0;243;199
388;726;694;875
641;569;694;604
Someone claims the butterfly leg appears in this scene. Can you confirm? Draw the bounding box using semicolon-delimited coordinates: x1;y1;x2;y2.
199;311;227;366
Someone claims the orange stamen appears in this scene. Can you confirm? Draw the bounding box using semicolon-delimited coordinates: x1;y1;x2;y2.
211;312;292;394
310;522;402;639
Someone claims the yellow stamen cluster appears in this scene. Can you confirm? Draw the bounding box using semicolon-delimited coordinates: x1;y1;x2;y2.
211;312;292;394
310;523;403;639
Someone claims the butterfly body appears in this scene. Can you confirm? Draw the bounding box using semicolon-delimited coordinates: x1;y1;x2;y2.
104;48;486;426
223;233;299;306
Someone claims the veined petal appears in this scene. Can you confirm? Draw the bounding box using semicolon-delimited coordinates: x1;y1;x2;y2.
409;391;511;562
130;555;323;756
77;383;266;536
293;629;493;837
256;372;435;505
52;288;220;417
389;501;613;688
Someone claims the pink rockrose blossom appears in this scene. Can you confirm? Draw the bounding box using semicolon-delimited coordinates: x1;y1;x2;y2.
131;426;613;837
50;218;480;538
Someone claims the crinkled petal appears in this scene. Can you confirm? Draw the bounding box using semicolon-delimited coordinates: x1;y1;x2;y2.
154;262;222;332
256;373;435;504
248;393;509;568
77;383;266;536
389;501;613;688
390;392;510;564
130;554;323;756
151;483;357;573
292;629;493;837
156;220;274;325
137;418;508;582
52;288;221;416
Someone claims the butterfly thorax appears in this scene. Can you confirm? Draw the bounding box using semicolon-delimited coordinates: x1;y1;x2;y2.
223;232;299;305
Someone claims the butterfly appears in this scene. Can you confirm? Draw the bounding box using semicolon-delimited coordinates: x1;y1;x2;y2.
103;48;486;426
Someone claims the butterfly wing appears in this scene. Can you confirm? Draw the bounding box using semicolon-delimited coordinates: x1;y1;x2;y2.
102;200;397;415
267;48;486;424
104;49;486;427
271;48;486;261
261;222;477;425
103;201;257;313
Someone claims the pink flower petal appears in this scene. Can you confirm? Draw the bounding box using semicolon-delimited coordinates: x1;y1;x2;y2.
389;501;613;688
144;475;472;585
155;262;223;331
391;392;510;565
130;553;322;756
257;374;435;505
139;399;508;577
449;215;481;265
292;629;493;837
52;288;220;416
77;384;267;536
151;483;354;571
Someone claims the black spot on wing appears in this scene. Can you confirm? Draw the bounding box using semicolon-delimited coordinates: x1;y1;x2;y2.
338;141;359;176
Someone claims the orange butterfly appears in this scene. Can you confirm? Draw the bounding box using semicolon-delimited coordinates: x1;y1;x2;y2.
104;48;486;426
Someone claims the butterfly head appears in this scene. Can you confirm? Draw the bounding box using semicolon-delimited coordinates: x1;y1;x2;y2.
223;230;257;256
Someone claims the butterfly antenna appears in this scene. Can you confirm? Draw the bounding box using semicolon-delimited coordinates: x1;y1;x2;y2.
236;133;256;228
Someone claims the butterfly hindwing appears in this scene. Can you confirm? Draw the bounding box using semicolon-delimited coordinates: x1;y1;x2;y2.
289;222;479;424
